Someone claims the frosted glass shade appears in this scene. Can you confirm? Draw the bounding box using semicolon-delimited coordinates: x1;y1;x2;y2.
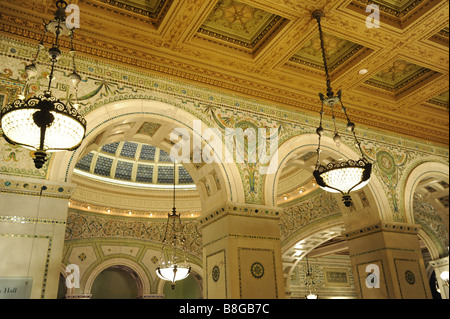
314;158;372;194
0;93;86;151
156;264;191;288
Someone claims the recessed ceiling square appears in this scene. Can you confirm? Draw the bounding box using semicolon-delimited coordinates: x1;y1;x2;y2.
289;32;363;72
197;0;287;53
365;59;431;92
99;0;173;25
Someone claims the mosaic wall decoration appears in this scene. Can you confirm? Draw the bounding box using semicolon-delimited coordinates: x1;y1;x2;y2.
289;256;356;299
280;191;341;244
363;145;415;222
65;209;203;257
413;193;449;252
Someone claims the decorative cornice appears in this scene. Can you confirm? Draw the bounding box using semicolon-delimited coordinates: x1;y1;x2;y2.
344;221;421;240
199;202;282;227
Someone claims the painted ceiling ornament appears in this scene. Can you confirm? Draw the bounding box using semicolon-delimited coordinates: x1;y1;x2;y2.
311;10;372;207
0;0;86;169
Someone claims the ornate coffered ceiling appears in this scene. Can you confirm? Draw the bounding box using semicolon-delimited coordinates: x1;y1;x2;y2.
0;0;448;144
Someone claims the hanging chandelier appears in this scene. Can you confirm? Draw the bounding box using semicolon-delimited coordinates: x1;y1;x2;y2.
0;0;86;169
311;10;371;207
305;255;318;299
156;159;191;289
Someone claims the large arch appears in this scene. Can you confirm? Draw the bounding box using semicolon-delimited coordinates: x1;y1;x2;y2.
264;133;390;222
403;161;449;225
47;99;246;212
403;161;449;258
83;258;150;297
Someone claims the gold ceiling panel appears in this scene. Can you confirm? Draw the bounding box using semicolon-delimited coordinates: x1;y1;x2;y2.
0;0;448;145
96;0;173;26
365;59;434;92
196;0;287;54
347;0;442;29
428;90;449;109
289;32;364;72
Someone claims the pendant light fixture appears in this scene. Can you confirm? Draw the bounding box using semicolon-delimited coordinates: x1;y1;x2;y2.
311;10;372;207
156;159;191;289
305;255;318;299
0;0;86;169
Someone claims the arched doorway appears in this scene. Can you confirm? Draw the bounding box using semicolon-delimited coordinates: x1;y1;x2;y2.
90;266;139;299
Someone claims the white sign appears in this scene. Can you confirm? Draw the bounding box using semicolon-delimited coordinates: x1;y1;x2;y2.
0;278;33;299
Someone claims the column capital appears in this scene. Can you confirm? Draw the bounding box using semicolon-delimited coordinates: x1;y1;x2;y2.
199;201;282;228
343;221;421;240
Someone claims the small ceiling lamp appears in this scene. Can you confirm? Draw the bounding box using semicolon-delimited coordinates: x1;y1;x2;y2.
156;159;191;289
311;10;372;207
305;255;318;299
0;0;86;169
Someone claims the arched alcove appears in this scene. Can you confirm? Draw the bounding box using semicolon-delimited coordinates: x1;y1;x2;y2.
83;258;150;297
90;266;139;299
404;161;449;258
48;99;246;214
266;133;390;224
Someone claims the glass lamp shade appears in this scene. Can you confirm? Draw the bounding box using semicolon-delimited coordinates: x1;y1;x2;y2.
0;93;86;167
440;271;449;282
306;293;318;299
313;158;372;206
156;263;191;289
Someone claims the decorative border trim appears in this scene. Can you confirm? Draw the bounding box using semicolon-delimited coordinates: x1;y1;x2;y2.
206;249;226;299
344;222;420;240
0;233;52;298
0;215;66;225
199;203;281;227
237;248;278;298
393;258;429;299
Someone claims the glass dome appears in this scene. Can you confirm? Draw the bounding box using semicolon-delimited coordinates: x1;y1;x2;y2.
74;141;196;189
